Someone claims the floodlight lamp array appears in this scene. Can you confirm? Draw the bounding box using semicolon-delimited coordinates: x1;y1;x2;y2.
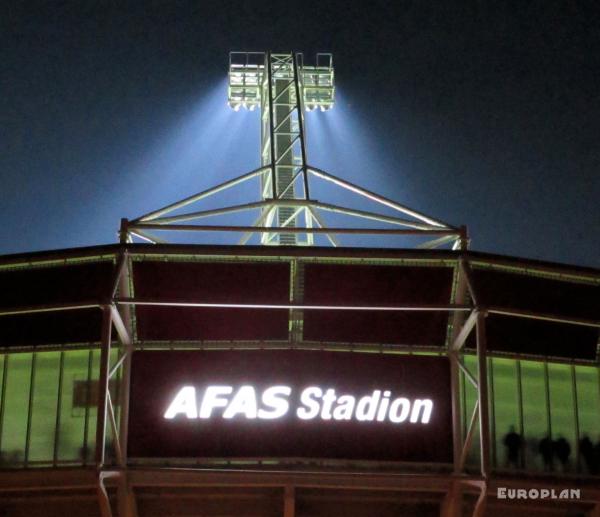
228;52;335;112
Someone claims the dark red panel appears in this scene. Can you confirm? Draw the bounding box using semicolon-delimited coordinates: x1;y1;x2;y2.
304;264;454;305
303;264;454;346
132;261;290;341
135;307;288;341
0;261;114;308
128;350;453;463
471;268;600;321
0;308;103;346
132;261;290;303
466;314;599;360
303;310;449;346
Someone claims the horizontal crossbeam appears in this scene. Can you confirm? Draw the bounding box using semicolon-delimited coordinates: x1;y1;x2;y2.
115;298;470;312
129;223;460;236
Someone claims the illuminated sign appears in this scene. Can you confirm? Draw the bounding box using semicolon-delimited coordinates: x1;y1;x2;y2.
164;385;433;424
129;350;452;463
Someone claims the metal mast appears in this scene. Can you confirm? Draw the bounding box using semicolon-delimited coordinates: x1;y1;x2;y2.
122;51;467;249
257;52;313;244
228;51;334;246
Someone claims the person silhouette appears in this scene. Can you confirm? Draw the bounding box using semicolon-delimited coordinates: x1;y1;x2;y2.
593;437;600;475
503;425;522;468
579;435;597;475
538;435;554;471
554;437;571;471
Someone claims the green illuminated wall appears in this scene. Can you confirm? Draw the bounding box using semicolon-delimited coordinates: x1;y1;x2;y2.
0;349;120;467
462;355;600;473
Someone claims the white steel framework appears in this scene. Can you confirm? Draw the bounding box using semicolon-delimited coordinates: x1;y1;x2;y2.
1;246;600;517
121;51;466;249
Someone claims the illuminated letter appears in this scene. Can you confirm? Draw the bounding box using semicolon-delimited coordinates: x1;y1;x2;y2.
332;395;355;421
164;386;197;419
258;386;291;419
376;390;391;422
320;389;337;420
199;386;233;418
356;390;381;421
223;386;258;419
410;399;433;423
297;387;322;420
388;397;411;423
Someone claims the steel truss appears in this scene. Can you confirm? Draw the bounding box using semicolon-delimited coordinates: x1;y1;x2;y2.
121;52;466;249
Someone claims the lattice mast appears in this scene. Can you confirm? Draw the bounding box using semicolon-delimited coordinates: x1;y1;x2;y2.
229;52;334;244
122;51;466;249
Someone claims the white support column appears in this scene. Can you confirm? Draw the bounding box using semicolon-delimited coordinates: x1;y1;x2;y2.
476;310;490;480
96;306;112;467
449;261;468;474
115;252;138;517
96;308;113;516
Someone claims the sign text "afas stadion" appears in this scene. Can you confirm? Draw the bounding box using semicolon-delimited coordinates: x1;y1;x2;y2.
128;350;453;463
164;385;433;424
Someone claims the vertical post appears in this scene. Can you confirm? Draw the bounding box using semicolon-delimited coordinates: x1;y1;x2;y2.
488;356;496;469
516;359;525;469
117;253;133;465
460;361;467;452
24;352;37;466
97;473;113;517
571;364;580;472
449;261;468;473
476;310;490;479
260;54;272;200
117;475;137;517
459;225;469;251
440;481;462;517
284;485;295;517
544;361;552;440
82;349;93;465
96;306;112;467
292;53;310;200
266;52;277;199
450;352;462;473
53;351;65;466
115;251;138;517
119;219;129;244
0;355;8;455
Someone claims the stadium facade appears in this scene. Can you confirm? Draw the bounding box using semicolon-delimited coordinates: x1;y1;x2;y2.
0;52;599;516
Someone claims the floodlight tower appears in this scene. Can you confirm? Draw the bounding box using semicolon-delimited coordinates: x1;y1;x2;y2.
122;51;466;249
228;52;334;245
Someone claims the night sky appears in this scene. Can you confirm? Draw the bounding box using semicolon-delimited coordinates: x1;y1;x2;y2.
2;2;599;267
